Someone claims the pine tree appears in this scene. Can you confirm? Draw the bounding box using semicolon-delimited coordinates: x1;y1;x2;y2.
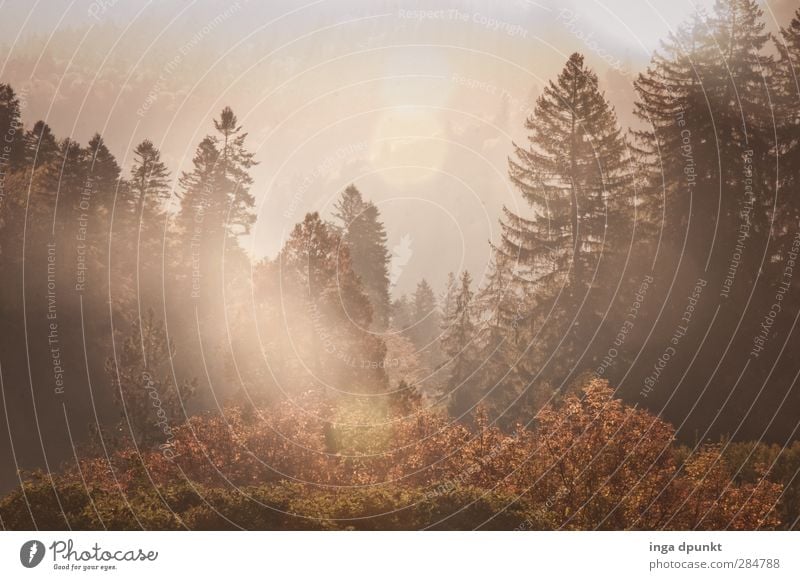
54;137;86;197
130;139;170;219
409;279;440;353
332;185;391;329
176;135;217;242
214;106;257;236
177;107;257;246
633;1;772;259
442;271;479;417
23;121;59;169
391;294;414;331
440;271;458;324
502;52;633;388
0;83;24;171
774;8;800;261
629;1;780;439
4;122;61;235
172;106;257;340
85;133;122;215
169;109;257;404
633;1;773;305
506;52;631;296
473;247;530;423
123;139;172;320
279;212;386;393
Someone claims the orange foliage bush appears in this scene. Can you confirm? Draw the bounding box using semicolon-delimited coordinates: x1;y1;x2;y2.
57;379;781;530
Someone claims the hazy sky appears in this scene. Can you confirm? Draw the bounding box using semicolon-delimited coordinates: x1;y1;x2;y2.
0;0;796;294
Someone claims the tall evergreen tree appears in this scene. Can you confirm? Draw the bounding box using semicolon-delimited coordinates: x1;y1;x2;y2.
506;52;631;295
409;279;440;353
123;139;172;319
170;108;257;404
176;135;216;242
442;271;479;417
85;133;122;216
130;139;170;220
0;83;24;171
23;120;59;169
391;294;414;331
629;0;781;439
473;247;529;423
3;122;60;236
774;8;800;260
440;271;458;324
332;185;391;330
214;106;257;236
279;212;386;393
177;107;256;247
502;52;633;388
633;1;772;261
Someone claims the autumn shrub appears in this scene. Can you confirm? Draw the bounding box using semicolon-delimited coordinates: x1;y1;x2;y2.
0;379;786;530
0;475;95;530
0;479;550;530
717;440;800;530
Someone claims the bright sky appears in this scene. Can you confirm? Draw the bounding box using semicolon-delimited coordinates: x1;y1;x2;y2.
0;0;795;294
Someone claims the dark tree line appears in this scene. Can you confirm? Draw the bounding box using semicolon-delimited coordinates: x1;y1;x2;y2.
439;2;800;444
0;95;389;493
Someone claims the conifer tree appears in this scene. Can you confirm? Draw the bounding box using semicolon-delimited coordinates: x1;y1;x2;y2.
130;139;170;220
501;52;633;389
409;279;440;352
440;271;458;324
442;271;479;417
53;138;87;200
177;107;256;247
168;108;257;402
85;133;122;215
3;122;61;236
774;8;800;259
332;185;391;329
123;139;172;318
506;52;631;297
214;106;257;236
0;84;24;170
280;212;386;393
391;294;414;331
633;1;772;257
23;121;59;169
629;0;779;438
473;247;529;423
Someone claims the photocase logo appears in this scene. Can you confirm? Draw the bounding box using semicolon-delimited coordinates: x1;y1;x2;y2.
20;540;46;568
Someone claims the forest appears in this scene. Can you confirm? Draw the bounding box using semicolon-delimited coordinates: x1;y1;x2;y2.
1;0;800;530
